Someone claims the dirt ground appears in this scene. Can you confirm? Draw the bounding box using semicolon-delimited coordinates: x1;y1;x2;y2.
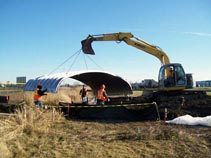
0;109;211;158
0;87;211;157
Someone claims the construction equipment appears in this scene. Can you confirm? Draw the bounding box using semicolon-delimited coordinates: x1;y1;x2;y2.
81;32;211;108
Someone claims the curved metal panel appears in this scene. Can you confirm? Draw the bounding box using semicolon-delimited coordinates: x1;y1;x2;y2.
24;70;132;95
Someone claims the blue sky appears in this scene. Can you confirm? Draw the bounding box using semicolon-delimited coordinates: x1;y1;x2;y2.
0;0;210;83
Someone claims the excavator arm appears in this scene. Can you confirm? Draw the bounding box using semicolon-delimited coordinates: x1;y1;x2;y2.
81;32;187;90
81;32;170;65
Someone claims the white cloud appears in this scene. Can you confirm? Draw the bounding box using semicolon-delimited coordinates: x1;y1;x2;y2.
183;32;211;37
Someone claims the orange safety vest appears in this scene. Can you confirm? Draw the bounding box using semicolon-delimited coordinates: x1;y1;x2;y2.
33;88;42;100
97;89;107;101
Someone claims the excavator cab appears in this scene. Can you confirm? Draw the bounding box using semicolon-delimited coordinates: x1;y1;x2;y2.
158;63;187;90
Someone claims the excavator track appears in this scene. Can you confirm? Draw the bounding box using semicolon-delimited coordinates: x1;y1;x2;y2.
154;90;211;106
126;88;211;118
149;89;211;117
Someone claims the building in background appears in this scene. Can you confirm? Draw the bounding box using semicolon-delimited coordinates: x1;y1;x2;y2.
196;80;211;87
16;76;26;84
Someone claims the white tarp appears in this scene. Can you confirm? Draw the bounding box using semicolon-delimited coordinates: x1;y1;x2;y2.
165;115;211;127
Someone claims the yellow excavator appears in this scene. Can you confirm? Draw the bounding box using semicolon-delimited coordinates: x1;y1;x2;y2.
81;32;210;107
81;32;191;91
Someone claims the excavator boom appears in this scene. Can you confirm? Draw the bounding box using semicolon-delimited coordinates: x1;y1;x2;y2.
81;32;188;91
81;32;170;65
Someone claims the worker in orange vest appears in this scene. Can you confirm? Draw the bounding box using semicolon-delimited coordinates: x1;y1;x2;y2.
33;83;47;108
97;84;109;105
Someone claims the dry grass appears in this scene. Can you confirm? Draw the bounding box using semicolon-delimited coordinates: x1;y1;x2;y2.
0;89;24;104
130;90;143;97
0;88;211;157
0;107;64;158
24;86;94;106
0;107;211;158
0;107;64;140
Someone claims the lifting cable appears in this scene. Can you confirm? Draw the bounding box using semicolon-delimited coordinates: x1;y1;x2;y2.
48;48;105;75
48;49;82;75
85;54;104;70
82;53;88;70
64;48;104;72
67;50;81;72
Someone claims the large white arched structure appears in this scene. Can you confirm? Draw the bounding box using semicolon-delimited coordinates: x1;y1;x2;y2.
24;70;132;95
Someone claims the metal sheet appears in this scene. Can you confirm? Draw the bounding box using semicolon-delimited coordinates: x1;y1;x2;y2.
24;70;132;95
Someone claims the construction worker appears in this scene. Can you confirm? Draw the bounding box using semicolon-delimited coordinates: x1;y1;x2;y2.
97;84;109;105
165;67;175;87
79;85;88;104
33;83;47;108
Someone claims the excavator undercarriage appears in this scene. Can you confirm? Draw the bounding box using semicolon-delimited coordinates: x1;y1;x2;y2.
123;88;211;119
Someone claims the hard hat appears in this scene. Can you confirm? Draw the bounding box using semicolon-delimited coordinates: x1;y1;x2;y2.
170;67;174;71
100;84;106;89
37;83;42;89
